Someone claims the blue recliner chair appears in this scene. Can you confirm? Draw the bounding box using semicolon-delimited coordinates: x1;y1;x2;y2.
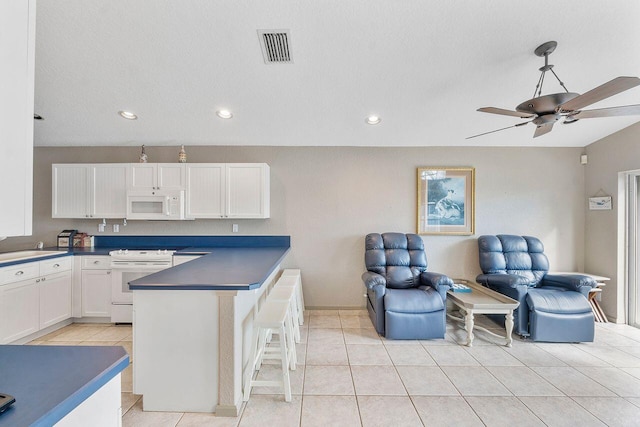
362;232;453;339
476;235;597;342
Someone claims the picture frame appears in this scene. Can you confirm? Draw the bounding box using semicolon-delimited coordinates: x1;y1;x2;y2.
588;196;612;210
417;167;475;235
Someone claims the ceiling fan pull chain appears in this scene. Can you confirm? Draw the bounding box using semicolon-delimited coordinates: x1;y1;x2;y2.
550;68;569;93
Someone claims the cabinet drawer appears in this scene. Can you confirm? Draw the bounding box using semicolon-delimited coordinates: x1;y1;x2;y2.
81;256;112;269
40;256;72;275
0;262;40;285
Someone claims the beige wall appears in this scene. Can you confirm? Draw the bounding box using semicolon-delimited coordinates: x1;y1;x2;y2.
585;121;640;322
1;145;586;308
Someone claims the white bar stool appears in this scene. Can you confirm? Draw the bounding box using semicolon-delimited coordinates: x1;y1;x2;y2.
269;285;301;346
244;299;294;402
275;271;305;326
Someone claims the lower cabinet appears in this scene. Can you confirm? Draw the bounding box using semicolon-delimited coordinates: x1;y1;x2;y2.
81;269;112;317
0;278;40;344
0;257;73;344
39;271;73;329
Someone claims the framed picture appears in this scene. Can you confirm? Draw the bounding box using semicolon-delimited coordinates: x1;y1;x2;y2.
417;167;475;235
588;196;612;210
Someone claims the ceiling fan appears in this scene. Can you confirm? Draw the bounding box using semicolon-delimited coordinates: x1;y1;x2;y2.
468;41;640;139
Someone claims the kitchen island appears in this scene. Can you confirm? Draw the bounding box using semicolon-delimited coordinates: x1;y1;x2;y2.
130;244;290;416
0;345;128;426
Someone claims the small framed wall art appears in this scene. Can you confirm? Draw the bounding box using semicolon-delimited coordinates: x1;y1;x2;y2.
588;196;612;210
417;167;475;235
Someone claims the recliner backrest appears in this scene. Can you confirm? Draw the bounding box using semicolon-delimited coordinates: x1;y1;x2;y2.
478;235;549;285
364;232;427;289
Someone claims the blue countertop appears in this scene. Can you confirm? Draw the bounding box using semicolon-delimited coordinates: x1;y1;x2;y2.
0;236;291;291
129;246;290;291
0;251;72;268
0;345;129;427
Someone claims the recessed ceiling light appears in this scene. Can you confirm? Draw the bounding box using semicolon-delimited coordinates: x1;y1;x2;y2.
365;115;381;125
216;109;233;119
118;110;138;120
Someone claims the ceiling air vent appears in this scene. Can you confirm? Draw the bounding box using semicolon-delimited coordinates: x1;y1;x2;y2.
258;30;292;64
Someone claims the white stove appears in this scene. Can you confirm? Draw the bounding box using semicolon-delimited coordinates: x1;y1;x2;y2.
109;249;175;262
109;249;176;323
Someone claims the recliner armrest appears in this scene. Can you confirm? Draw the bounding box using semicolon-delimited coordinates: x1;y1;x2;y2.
542;274;597;297
476;273;532;288
476;273;531;303
421;271;453;300
362;271;386;290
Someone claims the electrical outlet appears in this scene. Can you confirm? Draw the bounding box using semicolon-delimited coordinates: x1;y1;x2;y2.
232;224;239;233
113;224;120;233
98;223;105;233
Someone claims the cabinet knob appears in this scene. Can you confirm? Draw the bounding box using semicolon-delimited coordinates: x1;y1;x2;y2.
42;277;46;281
36;278;40;282
94;260;100;264
53;263;60;268
107;271;111;275
15;270;24;276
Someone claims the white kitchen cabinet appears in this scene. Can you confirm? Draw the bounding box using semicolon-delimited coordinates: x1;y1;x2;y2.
39;257;72;329
185;163;269;219
90;164;128;217
52;164;127;218
0;0;35;237
39;271;72;329
0;277;40;343
81;269;112;318
0;256;73;343
226;164;270;218
185;164;224;218
128;163;186;191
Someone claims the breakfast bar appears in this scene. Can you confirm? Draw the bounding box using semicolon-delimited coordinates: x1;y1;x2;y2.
129;244;290;416
0;345;128;426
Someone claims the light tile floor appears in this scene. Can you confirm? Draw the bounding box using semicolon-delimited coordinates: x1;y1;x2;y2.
28;311;640;426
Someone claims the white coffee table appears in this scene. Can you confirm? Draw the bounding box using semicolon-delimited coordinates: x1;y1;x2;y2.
447;279;520;347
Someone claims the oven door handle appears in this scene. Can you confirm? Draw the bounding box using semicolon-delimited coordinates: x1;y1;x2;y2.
110;263;172;271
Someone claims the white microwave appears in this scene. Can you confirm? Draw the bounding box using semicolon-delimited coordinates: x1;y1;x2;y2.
126;190;185;220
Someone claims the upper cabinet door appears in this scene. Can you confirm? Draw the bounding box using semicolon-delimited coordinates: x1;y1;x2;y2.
226;164;270;218
127;163;185;190
90;164;127;218
52;164;90;218
185;164;225;218
0;0;35;236
157;164;186;190
127;164;157;190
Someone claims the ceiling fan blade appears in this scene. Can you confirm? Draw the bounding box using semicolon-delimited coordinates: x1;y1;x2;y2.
466;122;529;139
570;104;640;119
533;123;554;138
477;107;535;118
559;76;640;112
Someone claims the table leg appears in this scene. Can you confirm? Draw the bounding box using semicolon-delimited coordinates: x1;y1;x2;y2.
465;311;475;347
505;311;514;347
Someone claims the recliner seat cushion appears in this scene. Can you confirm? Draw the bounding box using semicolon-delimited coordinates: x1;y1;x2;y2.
526;289;591;315
384;287;444;314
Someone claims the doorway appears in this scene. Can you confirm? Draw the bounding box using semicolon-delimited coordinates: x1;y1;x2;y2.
627;172;640;327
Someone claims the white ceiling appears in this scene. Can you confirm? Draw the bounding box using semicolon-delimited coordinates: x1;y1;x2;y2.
33;0;640;147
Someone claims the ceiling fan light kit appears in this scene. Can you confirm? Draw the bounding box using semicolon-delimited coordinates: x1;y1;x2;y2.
468;41;640;139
